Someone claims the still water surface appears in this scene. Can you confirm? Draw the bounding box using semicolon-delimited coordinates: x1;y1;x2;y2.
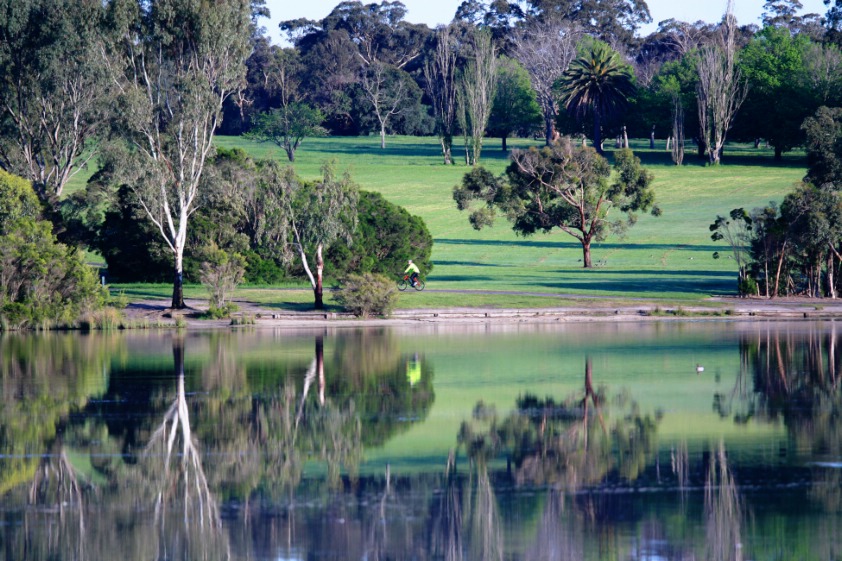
1;320;841;560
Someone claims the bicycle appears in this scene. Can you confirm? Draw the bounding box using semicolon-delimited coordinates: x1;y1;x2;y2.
398;274;425;291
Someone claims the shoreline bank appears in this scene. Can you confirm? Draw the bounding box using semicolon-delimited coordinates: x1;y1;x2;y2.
124;296;842;329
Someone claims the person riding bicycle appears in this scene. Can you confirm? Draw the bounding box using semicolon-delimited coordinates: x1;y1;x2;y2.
404;259;421;287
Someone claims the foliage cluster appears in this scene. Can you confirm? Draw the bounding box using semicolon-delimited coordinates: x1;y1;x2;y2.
0;169;107;329
79;149;433;308
334;272;398;318
712;106;842;297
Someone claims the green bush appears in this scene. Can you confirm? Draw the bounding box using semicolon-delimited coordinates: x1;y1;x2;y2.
199;244;246;309
335;273;397;318
0;171;108;330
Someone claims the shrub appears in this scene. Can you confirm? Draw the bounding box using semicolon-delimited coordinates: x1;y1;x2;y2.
335;273;397;318
0;217;107;330
199;244;246;310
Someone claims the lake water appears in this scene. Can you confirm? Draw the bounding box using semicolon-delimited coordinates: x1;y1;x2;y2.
1;320;841;560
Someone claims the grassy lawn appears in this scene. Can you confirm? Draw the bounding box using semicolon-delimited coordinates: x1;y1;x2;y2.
209;134;805;305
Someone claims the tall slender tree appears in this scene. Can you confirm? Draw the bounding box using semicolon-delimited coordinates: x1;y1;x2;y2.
559;41;635;155
460;29;497;165
103;0;252;309
423;25;460;164
696;0;748;165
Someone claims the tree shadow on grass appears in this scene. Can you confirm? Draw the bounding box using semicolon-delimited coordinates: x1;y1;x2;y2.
529;276;733;295
429;274;497;283
557;269;734;278
437;238;723;253
603;146;807;169
434;260;509;268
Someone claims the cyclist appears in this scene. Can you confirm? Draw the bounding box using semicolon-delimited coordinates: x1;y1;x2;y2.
404;259;421;287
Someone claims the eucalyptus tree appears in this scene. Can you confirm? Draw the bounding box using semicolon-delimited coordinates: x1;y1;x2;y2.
282;1;430;135
520;0;651;48
559;41;635;155
259;162;358;310
802;41;842;107
511;18;581;145
696;0;748;165
453;138;657;268
102;0;252;309
0;0;111;201
829;0;842;45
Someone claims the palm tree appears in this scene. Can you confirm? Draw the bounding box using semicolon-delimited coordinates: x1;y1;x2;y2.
559;42;634;155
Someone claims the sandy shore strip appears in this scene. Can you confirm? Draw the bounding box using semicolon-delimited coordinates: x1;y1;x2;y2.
123;296;842;329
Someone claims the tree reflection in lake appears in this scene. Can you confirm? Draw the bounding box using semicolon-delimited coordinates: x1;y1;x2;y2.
738;322;842;513
6;323;842;559
704;441;745;561
139;335;228;558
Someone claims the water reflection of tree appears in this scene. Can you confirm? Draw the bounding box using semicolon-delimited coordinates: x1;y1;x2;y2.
0;333;117;560
437;357;661;561
459;358;660;489
704;441;745;561
739;324;842;513
328;329;435;447
135;334;231;560
0;333;112;494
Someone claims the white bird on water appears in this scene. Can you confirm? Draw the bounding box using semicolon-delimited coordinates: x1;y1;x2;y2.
696;364;705;374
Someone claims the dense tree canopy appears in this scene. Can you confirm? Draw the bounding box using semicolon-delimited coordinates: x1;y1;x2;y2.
453;137;657;267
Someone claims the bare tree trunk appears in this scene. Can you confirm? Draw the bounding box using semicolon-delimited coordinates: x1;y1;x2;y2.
461;29;496;165
773;240;788;299
314;243;324;310
671;95;685;165
582;241;593;268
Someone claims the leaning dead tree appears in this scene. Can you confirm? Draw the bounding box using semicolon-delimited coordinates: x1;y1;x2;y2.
696;0;748;165
28;442;87;559
511;19;581;146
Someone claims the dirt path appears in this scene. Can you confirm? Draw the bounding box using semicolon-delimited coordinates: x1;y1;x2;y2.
123;290;842;330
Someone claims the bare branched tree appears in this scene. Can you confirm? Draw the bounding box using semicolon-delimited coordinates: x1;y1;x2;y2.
511;19;581;145
424;26;460;165
696;1;748;165
103;0;252;308
460;29;497;166
361;62;408;149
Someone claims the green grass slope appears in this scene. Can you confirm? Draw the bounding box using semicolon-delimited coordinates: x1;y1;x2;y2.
214;135;805;303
